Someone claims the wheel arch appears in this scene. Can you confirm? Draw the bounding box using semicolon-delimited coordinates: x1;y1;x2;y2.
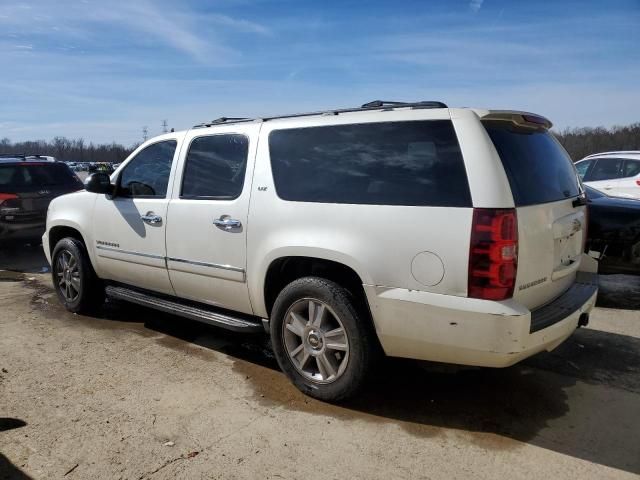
261;255;373;327
48;223;100;275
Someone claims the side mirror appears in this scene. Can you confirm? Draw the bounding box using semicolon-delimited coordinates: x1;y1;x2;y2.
84;172;114;195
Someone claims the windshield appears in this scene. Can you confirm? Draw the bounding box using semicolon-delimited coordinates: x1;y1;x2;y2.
483;121;581;206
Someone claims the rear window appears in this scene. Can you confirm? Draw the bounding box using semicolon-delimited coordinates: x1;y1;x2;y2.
269;120;472;207
483;121;580;206
0;163;82;192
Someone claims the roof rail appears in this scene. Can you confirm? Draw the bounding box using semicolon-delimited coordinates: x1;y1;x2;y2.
0;153;26;159
194;117;253;128
192;100;447;128
361;100;448;109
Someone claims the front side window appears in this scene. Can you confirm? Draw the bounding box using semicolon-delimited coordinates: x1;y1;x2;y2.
181;134;249;199
268;120;471;207
587;158;622;182
119;140;176;198
623;159;640;178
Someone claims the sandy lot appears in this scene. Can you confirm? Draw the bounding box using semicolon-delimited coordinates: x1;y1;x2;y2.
1;244;640;479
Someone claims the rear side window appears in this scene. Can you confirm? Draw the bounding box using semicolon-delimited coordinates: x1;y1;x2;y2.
483;121;580;206
181;134;248;199
119;140;176;198
0;163;82;192
587;158;622;182
575;160;592;180
623;159;640;178
269;120;471;207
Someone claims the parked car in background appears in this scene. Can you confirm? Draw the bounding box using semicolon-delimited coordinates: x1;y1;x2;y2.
43;102;597;401
575;151;640;199
585;185;640;275
0;155;83;244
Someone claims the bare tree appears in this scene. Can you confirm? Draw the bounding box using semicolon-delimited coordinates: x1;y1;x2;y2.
0;137;134;163
554;123;640;160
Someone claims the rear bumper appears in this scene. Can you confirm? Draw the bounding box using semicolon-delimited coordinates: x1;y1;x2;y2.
0;219;45;241
364;272;598;367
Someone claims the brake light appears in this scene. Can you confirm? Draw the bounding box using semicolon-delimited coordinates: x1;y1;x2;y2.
468;208;518;301
0;193;18;205
635;180;640;186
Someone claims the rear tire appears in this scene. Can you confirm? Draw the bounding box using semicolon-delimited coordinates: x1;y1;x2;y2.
270;276;378;402
51;237;104;314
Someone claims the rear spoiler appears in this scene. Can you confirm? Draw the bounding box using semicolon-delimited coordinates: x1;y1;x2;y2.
481;111;553;129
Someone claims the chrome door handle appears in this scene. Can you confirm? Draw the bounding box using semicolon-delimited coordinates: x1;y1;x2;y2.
213;215;241;230
141;212;162;225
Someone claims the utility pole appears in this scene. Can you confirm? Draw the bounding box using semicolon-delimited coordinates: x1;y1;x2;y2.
161;120;168;133
142;126;148;142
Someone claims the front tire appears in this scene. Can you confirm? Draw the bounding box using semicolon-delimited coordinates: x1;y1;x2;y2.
270;277;377;402
51;237;104;314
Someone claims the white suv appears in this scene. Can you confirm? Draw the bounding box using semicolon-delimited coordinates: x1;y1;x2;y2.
575;151;640;199
43;101;598;401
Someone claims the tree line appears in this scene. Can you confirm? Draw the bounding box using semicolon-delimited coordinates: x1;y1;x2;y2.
2;122;639;164
553;123;640;160
0;137;135;164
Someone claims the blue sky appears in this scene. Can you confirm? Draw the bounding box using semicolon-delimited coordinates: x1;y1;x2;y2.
0;0;638;146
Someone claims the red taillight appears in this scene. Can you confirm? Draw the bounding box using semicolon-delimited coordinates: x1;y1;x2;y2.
468;208;518;301
635;180;640;186
0;193;18;205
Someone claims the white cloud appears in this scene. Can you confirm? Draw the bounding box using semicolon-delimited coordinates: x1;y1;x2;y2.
470;0;484;13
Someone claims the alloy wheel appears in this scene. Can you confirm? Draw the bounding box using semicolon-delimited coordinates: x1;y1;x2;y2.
282;298;350;384
55;249;80;302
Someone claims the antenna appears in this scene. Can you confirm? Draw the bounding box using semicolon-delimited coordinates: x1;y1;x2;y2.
161;120;168;133
142;126;148;142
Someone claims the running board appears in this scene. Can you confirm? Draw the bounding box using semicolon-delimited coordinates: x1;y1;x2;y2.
105;285;264;333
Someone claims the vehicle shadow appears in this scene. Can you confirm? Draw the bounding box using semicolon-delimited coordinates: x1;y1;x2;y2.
129;307;640;475
596;274;640;309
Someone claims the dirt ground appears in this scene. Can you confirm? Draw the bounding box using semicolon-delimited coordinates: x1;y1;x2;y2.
1;243;640;479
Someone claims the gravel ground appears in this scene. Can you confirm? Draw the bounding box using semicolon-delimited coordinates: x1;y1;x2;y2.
1;244;639;479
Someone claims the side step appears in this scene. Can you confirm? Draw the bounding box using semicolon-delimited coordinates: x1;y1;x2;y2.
105;285;264;333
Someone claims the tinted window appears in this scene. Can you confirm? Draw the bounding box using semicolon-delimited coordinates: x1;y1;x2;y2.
623;159;640;178
575;160;592;180
269;120;471;207
0;163;82;193
181;134;248;199
119;141;176;198
483;121;580;206
587;158;622;182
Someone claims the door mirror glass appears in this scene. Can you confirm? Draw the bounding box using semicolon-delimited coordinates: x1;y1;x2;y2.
84;172;113;194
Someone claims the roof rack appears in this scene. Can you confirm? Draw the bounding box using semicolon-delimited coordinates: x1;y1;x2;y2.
194;117;254;128
360;100;448;109
193;100;447;128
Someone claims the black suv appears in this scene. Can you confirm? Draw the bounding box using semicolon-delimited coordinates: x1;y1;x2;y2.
0;155;83;243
